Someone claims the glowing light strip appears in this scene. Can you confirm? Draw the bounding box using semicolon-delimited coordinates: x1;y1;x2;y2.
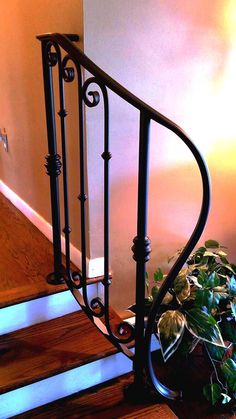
0;335;160;418
0;352;132;418
0;285;97;335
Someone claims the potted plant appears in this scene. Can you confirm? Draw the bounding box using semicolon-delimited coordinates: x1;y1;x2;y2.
129;240;236;408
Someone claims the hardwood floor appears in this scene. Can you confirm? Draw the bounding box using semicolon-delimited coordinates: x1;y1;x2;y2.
0;310;122;394
0;192;67;308
16;373;177;419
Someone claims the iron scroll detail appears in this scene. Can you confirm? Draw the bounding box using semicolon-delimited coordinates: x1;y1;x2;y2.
37;33;211;401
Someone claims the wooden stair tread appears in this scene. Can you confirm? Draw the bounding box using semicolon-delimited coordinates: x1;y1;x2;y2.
0;192;67;307
0;309;120;394
16;373;177;419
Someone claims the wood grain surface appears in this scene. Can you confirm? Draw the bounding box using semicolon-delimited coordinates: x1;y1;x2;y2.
0;309;122;394
0;192;67;307
16;373;177;419
0;193;103;308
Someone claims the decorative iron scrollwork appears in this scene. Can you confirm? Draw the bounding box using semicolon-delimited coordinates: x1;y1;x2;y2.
38;33;211;402
78;193;87;202
82;77;100;107
101;151;112;160
45;154;62;177
58;109;68;118
46;50;58;67
132;236;151;262
116;321;135;344
90;298;105;317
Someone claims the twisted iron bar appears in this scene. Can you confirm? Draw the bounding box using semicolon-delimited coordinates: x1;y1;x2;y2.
38;33;211;400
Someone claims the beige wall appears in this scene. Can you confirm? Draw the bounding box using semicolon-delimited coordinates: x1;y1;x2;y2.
1;1;236;311
83;0;236;310
0;0;86;254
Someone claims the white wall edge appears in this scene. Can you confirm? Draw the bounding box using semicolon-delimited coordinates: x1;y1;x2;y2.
0;180;104;278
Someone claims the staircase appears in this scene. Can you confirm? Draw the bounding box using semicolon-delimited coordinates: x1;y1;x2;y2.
0;192;176;418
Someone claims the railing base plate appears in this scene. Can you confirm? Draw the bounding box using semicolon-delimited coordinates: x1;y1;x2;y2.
46;268;65;285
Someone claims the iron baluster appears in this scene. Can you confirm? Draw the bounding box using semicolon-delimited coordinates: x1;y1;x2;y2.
57;54;72;276
40;40;64;284
77;65;89;304
129;112;151;395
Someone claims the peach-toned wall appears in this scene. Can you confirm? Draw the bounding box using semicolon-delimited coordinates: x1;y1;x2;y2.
0;0;86;254
83;0;236;310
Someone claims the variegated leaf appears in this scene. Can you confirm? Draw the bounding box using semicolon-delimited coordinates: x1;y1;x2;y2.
157;310;185;362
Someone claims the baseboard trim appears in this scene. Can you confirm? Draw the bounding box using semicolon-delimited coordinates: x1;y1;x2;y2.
0;180;104;278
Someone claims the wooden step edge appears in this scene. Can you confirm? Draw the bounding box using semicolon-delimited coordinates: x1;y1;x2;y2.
0;270;109;310
0;307;123;394
14;372;178;419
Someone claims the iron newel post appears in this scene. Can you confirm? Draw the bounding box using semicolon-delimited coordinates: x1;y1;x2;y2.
130;112;151;397
40;39;64;284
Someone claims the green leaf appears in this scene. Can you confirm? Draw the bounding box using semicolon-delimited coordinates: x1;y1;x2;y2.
203;383;222;405
194;289;214;311
154;268;163;282
205;342;226;361
205;240;220;249
157;310;185;362
229;276;236;296
198;270;209;287
231;301;236;320
212;286;229;304
219;255;229;265
204;251;216;257
174;275;190;302
161;291;174;305
221;393;231;404
218;250;227;257
207;272;221;288
221;359;236;392
197;271;220;289
188;275;202;288
151;286;159;300
217;250;229;265
185;308;225;347
195;246;207;254
225;265;236;275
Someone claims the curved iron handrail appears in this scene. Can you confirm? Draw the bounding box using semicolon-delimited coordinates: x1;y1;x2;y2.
37;33;211;401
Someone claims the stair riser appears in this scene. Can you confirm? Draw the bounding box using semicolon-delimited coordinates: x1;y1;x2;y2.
0;335;160;418
0;352;132;418
0;285;98;335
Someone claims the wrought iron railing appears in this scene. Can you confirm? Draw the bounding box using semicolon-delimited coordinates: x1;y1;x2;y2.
37;33;211;401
